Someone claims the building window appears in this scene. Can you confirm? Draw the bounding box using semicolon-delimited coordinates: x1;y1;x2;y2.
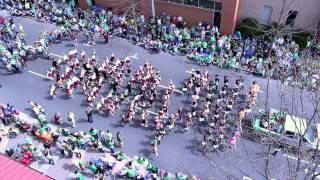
184;0;199;7
285;10;298;27
162;0;223;11
169;0;184;3
260;6;272;24
199;0;214;9
215;2;222;11
159;0;223;28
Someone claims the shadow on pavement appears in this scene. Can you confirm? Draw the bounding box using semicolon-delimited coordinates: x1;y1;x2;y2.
24;107;34;116
139;140;149;146
138;148;151;158
44;96;53;100
64;43;75;47
109;123;123;128
77;118;88;124
59;94;70;100
0;71;15;76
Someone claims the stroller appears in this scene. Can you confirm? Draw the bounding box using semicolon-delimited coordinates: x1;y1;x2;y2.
6;145;22;159
20;151;33;165
16;120;33;132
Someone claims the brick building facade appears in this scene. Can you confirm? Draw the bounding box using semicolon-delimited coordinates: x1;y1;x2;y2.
78;0;240;35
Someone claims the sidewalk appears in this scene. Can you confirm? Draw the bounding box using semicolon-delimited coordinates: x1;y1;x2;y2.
0;105;178;179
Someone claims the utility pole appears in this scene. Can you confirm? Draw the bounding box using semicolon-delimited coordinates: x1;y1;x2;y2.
151;0;155;17
132;0;139;35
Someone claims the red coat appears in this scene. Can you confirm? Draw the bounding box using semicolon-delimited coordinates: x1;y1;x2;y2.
173;15;178;25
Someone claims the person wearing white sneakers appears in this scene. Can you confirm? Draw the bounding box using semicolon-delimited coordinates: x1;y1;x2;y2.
68;112;76;128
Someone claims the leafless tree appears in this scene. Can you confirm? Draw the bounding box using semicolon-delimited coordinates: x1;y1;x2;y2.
236;0;320;179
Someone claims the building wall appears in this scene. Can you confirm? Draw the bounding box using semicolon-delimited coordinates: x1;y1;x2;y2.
86;0;240;35
94;0;131;14
238;0;320;31
78;0;88;10
154;1;214;27
154;0;239;35
220;0;239;35
140;0;153;18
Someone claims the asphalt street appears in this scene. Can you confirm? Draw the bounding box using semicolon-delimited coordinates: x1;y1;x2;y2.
0;13;318;180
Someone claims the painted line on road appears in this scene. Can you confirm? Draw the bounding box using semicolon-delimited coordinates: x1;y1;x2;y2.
283;154;320;167
185;70;265;94
28;70;181;96
136;106;168;119
49;53;64;59
242;176;253;180
284;153;298;160
27;69;174;117
128;53;138;59
28;70;53;80
158;84;183;94
83;43;92;47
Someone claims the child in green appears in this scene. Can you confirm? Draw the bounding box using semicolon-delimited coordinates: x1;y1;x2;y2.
88;162;97;174
114;151;126;161
127;166;136;178
75;170;84;180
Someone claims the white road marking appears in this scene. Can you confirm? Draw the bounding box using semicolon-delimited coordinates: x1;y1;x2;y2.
128;53;138;59
83;43;91;47
242;176;252;180
283;154;320;167
186;70;264;94
28;70;53;80
136;106;168;118
284;153;298;160
49;53;64;59
158;84;183;94
28;70;182;96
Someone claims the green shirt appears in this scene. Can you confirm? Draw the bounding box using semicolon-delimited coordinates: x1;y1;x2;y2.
103;24;109;31
118;154;126;161
127;167;136;178
177;175;187;180
210;36;216;43
196;40;202;48
97;142;103;148
78;159;84;167
163;175;169;180
76;172;84;180
107;140;114;148
202;41;208;48
115;151;126;161
90;129;97;136
150;137;157;145
105;132;113;141
78;138;85;145
89;164;97;173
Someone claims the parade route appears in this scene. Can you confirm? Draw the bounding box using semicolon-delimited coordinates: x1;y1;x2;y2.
0;9;318;180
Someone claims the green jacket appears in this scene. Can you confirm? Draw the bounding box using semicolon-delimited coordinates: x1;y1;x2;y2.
105;132;113;141
127;167;136;178
89;164;97;173
90;129;98;136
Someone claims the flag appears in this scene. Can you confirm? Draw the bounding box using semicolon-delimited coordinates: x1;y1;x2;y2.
91;25;101;33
